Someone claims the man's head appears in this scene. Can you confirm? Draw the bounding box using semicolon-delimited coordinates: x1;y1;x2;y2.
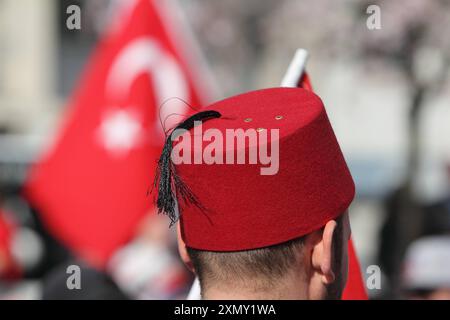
178;212;351;299
153;88;356;299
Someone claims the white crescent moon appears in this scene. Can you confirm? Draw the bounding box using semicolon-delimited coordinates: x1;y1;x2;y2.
106;37;190;139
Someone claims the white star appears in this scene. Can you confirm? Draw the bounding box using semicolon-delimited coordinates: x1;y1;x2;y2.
98;109;142;156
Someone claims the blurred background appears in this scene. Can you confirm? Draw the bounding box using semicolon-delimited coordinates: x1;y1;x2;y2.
0;0;449;300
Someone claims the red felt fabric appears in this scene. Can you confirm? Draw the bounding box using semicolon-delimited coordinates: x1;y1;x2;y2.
176;87;355;251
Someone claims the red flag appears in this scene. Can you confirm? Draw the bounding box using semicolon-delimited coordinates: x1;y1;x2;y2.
342;238;368;299
299;74;368;300
25;0;211;267
0;210;20;279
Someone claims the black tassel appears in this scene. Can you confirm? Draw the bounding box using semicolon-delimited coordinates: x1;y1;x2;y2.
153;110;221;226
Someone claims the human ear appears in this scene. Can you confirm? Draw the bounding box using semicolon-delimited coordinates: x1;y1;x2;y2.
311;220;337;285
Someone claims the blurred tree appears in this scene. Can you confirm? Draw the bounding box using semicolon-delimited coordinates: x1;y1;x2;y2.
356;0;450;295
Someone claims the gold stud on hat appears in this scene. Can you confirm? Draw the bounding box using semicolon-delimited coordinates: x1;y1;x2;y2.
275;115;283;120
244;118;252;123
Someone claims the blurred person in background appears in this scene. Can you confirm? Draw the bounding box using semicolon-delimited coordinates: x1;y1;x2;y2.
402;236;450;300
40;211;190;300
107;212;192;300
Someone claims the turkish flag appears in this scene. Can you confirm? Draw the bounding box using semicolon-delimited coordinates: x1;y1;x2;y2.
342;239;368;299
299;73;368;300
25;0;210;267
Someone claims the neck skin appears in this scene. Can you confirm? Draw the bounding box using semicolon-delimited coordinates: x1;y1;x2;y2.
202;273;309;300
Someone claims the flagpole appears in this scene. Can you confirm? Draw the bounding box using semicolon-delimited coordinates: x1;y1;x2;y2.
280;49;309;87
186;48;310;300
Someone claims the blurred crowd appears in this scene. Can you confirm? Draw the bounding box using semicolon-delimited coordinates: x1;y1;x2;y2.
0;0;449;299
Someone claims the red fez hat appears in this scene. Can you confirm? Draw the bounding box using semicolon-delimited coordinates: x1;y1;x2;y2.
154;87;355;251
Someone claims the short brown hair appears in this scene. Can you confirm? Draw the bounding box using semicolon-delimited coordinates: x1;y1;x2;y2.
187;215;345;292
187;236;305;291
